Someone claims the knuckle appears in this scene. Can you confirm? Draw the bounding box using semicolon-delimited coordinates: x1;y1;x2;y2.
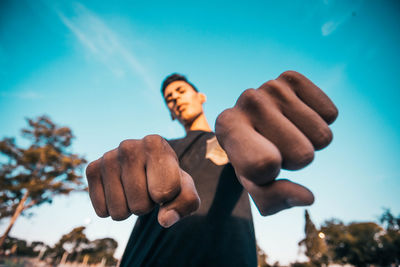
236;88;259;108
262;80;292;103
102;150;113;162
118;139;140;161
142;134;166;151
85;161;97;180
216;108;232;125
264;79;280;88
215;108;236;135
118;140;133;156
278;70;301;83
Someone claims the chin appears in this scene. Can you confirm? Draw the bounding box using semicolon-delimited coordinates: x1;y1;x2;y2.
177;110;202;125
178;115;193;125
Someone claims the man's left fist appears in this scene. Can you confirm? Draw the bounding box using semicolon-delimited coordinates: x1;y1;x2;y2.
215;71;338;216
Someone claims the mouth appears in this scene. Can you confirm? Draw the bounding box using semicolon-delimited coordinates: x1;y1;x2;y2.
177;103;187;113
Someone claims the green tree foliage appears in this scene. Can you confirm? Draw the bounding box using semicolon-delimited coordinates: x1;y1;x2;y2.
46;226;118;265
0;115;87;248
51;226;90;262
321;220;382;266
378;209;400;266
2;236;50;257
2;228;118;266
82;237;119;265
296;209;400;267
298;210;328;266
2;236;37;257
257;243;270;267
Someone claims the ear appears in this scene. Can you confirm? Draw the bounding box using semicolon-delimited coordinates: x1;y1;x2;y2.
199;92;207;104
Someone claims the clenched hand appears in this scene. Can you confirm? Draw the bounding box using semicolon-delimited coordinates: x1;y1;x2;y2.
215;71;338;216
86;135;200;228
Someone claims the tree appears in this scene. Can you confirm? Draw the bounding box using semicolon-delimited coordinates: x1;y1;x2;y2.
0;115;87;248
320;219;383;266
46;226;118;265
51;226;90;263
82;237;119;265
1;228;118;265
2;236;35;257
298;210;328;266
257;243;270;267
317;219;347;264
321;220;382;266
1;236;48;257
378;209;400;266
296;210;400;267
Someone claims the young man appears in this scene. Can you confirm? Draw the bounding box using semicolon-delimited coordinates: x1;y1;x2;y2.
86;71;338;266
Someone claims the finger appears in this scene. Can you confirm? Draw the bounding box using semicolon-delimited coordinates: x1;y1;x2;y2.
258;80;333;150
118;140;155;215
158;170;200;228
276;71;338;124
235;88;315;170
215;107;282;185
143;135;181;204
239;176;314;216
282;97;332;150
101;149;130;221
86;158;108;217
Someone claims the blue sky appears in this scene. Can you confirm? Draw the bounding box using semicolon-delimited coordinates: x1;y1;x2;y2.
1;0;399;264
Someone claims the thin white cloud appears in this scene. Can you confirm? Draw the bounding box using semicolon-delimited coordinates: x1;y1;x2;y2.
321;19;344;36
0;91;43;99
55;3;155;89
57;12;99;54
320;0;362;36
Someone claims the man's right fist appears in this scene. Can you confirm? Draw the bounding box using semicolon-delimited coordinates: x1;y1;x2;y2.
86;135;200;228
215;71;338;216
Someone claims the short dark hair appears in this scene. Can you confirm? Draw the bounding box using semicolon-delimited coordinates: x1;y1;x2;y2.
161;73;198;96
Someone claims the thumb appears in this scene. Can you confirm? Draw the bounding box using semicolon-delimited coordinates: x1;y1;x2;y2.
158;170;201;228
240;177;314;216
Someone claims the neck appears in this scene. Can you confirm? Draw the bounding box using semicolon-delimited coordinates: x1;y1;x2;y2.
184;113;212;133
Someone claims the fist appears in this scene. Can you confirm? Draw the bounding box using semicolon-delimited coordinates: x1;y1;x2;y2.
215;71;338;215
86;135;200;227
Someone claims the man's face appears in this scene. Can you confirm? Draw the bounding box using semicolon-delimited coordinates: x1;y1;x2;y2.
163;80;206;126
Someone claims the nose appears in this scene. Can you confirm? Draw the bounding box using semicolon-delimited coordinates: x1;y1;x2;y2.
171;91;182;104
172;91;180;99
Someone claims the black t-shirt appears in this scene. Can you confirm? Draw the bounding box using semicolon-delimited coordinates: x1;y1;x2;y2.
120;131;257;267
